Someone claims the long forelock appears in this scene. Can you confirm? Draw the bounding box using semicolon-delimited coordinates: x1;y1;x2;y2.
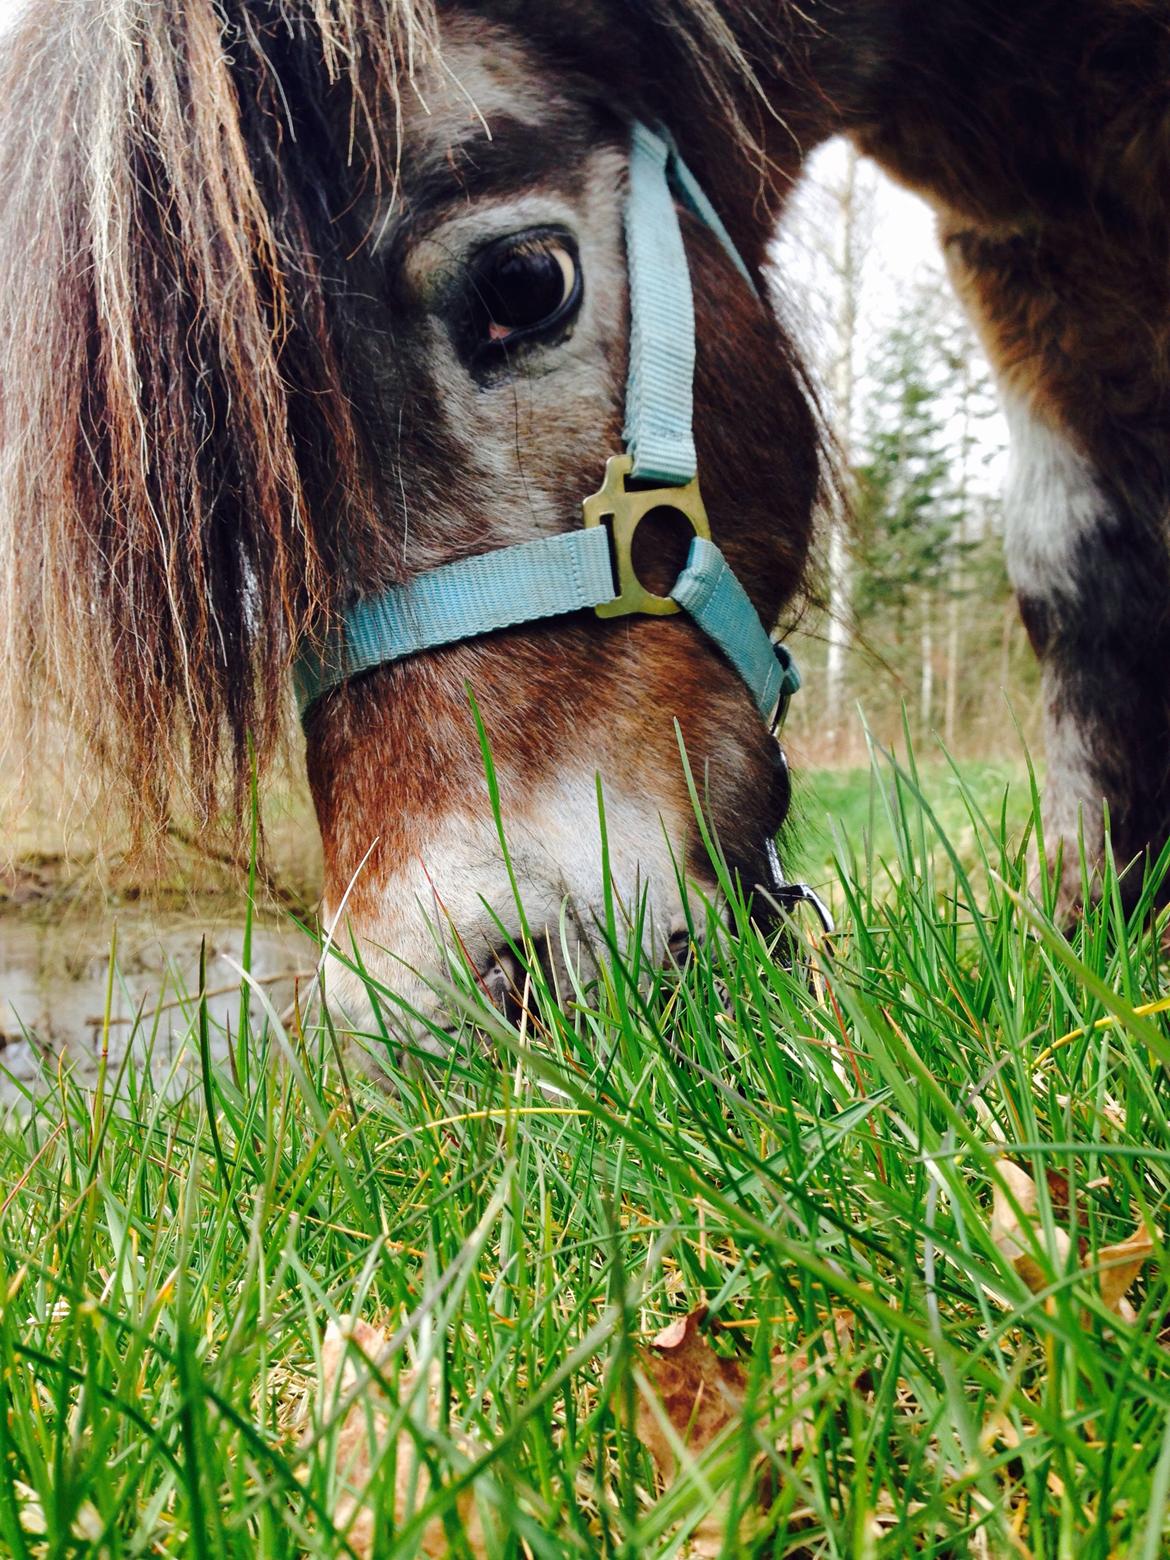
0;0;776;838
0;0;445;834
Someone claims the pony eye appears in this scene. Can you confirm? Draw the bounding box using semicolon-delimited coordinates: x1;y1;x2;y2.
465;233;581;354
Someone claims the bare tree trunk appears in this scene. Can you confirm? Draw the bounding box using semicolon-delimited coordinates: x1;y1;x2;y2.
825;145;861;760
944;326;975;751
920;607;933;734
825;522;851;753
944;587;960;748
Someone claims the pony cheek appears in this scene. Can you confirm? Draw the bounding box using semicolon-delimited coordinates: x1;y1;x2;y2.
301;623;780;1047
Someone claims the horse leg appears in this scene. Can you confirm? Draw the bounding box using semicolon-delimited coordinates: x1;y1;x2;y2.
943;228;1170;911
786;1;1170;910
644;2;1170;904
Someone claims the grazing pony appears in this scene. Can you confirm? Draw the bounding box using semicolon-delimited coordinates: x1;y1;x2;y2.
1;2;1167;1032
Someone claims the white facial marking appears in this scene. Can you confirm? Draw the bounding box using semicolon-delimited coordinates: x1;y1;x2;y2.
322;761;697;1039
421;42;554;144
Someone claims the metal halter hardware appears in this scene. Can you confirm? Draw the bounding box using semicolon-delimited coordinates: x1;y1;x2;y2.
582;453;710;619
294;122;802;735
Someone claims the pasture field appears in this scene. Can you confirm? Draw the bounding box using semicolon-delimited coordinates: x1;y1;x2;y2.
1;749;1169;1557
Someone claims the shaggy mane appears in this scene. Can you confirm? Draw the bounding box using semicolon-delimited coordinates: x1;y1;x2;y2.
0;0;775;834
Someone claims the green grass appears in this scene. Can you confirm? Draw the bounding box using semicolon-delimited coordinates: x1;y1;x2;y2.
788;756;1034;891
2;745;1169;1557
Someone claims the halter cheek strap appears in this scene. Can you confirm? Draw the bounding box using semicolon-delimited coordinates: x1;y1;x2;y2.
295;122;801;730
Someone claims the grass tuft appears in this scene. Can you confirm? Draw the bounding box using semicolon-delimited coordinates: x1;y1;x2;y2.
1;743;1168;1556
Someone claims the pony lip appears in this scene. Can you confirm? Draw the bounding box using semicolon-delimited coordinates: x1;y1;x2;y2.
311;751;714;1053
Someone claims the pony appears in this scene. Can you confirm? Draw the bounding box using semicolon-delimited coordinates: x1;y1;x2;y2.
1;0;1166;1034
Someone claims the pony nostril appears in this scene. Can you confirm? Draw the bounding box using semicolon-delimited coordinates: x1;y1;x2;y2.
667;912;694;967
481;949;522;1018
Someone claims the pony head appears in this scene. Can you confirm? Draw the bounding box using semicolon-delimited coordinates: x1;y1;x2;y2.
0;0;823;1035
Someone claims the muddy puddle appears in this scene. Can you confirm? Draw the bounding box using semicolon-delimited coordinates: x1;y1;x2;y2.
0;912;315;1102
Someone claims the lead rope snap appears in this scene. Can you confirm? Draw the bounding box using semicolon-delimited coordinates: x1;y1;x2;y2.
764;838;836;936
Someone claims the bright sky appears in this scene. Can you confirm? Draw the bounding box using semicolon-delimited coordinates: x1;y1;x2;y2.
788;140;941;298
775;139;1009;494
774;139;947;396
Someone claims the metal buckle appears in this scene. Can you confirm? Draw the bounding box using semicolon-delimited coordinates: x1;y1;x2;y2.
765;840;836;935
582;453;711;618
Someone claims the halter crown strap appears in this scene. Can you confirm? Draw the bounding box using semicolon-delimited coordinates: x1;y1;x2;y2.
296;121;800;731
622;124;698;485
622;123;755;485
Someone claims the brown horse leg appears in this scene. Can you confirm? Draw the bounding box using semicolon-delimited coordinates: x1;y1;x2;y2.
943;226;1170;911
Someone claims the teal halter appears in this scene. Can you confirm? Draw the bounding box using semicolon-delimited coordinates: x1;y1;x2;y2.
295;122;801;730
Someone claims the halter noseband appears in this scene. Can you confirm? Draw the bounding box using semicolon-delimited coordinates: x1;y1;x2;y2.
295;122;801;734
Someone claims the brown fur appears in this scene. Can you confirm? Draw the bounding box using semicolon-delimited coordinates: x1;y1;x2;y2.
695;0;1170;890
308;328;818;932
826;1;1170;888
300;22;820;927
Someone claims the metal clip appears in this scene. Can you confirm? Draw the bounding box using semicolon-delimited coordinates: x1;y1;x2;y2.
770;643;801;735
582;453;711;618
765;839;836;935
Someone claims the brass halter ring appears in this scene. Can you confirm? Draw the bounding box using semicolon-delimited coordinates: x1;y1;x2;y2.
582;453;712;619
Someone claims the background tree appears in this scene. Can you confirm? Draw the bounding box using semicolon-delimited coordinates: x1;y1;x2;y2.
774;142;1038;765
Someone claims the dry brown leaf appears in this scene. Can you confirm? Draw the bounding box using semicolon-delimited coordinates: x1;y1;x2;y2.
991;1160;1072;1293
312;1319;487;1558
636;1307;747;1486
990;1161;1158;1319
635;1307;852;1557
1095;1227;1157;1321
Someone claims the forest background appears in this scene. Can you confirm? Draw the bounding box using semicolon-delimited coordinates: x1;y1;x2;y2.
778;141;1036;769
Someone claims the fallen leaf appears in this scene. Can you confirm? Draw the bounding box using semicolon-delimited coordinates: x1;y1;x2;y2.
1044;1167;1100;1258
1042;1168;1072;1220
991;1160;1072;1293
1095;1226;1157;1321
636;1307;747;1486
990;1161;1159;1320
635;1307;852;1556
1052;1090;1127;1133
311;1318;487;1558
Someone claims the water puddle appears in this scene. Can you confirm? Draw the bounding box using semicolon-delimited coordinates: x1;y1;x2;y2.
0;912;314;1101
